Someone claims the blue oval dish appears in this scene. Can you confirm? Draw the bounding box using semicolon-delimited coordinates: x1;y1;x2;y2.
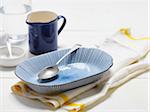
15;48;113;94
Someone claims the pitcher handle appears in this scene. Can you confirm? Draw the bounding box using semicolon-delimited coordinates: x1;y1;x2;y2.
57;15;66;35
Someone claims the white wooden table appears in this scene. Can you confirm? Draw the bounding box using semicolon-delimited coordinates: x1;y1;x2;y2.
0;0;149;111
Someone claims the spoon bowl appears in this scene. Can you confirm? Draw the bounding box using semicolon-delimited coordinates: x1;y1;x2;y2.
38;44;82;82
38;66;59;82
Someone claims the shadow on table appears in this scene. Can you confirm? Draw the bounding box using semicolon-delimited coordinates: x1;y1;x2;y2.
0;66;16;72
11;93;55;111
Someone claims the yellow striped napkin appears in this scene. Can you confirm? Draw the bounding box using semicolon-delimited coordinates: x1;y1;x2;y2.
11;28;150;112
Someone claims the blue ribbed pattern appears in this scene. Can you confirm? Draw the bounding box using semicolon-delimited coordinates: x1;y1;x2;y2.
15;48;113;94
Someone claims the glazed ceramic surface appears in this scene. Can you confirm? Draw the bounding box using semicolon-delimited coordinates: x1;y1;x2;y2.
15;48;113;94
0;46;26;67
26;11;66;54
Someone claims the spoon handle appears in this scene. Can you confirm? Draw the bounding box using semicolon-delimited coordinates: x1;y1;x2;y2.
56;44;82;65
6;39;13;58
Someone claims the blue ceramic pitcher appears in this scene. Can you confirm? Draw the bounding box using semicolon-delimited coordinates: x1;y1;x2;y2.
26;11;66;55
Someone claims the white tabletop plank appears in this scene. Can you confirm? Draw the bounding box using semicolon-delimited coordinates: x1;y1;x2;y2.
31;0;148;36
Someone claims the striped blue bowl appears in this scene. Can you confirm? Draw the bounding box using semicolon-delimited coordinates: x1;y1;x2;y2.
15;48;113;94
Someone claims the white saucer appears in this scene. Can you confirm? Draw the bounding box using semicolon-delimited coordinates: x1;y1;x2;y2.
0;46;26;67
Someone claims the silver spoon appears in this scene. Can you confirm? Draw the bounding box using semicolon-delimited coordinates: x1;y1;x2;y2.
38;44;82;82
6;38;13;58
